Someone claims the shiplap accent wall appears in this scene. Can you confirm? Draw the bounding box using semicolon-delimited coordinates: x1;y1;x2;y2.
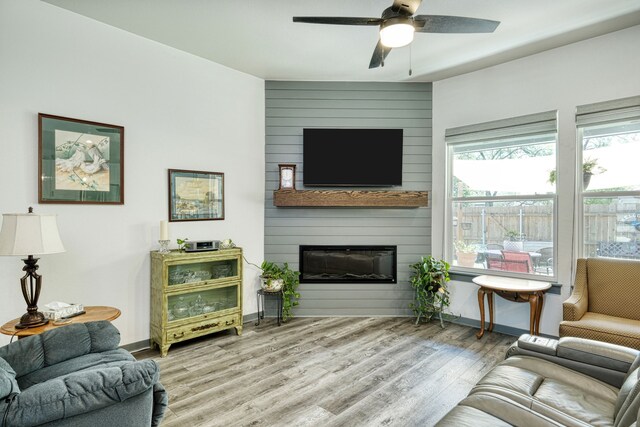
265;81;432;316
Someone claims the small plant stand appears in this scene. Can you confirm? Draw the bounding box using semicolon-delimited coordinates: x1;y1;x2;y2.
256;289;283;326
414;296;446;328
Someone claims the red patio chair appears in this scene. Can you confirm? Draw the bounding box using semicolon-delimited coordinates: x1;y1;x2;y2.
501;251;533;273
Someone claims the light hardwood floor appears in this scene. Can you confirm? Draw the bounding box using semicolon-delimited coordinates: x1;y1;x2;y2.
135;317;514;427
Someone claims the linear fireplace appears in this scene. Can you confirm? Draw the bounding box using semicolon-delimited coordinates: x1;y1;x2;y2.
299;245;397;284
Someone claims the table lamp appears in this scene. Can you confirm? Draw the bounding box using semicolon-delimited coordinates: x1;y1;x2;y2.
0;207;65;329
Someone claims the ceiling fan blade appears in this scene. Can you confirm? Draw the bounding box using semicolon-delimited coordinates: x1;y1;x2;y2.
368;40;392;69
391;0;422;15
293;17;383;26
413;15;500;33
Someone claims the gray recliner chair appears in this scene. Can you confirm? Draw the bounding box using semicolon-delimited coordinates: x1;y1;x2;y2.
0;321;167;426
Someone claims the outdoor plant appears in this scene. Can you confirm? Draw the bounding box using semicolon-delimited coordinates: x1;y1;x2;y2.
409;256;451;327
454;240;476;253
582;157;606;176
504;230;520;241
548;157;606;185
454;241;477;267
260;261;301;322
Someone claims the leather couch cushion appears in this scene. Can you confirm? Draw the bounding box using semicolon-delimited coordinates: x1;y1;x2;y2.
471;356;618;426
557;337;639;373
560;313;640;350
435;402;513;426
615;368;640;427
436;392;564;426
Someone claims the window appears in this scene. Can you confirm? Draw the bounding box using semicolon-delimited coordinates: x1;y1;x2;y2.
577;96;640;260
445;111;558;277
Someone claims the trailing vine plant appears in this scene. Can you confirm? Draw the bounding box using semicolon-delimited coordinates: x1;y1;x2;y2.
259;261;301;322
409;256;451;327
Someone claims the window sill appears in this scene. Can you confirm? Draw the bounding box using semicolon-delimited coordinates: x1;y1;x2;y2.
449;269;562;295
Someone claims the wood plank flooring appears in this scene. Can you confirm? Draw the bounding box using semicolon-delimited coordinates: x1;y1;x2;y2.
134;317;514;427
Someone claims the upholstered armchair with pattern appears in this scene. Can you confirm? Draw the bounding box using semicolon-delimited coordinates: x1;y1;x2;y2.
560;257;640;349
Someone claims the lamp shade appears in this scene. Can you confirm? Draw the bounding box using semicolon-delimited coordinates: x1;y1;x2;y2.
380;21;414;48
0;213;65;256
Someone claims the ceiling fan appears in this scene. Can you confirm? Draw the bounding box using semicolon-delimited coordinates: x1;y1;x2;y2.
293;0;500;69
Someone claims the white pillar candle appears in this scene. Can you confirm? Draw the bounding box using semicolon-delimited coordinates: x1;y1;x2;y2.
160;220;169;241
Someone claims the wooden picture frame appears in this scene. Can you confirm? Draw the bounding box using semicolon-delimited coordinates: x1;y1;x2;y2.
168;169;225;222
38;113;124;204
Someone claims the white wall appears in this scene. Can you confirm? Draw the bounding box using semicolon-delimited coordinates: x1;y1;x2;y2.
432;25;640;336
0;0;265;346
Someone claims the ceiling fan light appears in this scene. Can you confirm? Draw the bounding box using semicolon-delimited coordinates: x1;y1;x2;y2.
380;22;414;48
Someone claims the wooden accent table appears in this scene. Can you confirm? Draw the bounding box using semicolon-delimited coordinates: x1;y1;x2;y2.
472;275;551;339
1;306;121;339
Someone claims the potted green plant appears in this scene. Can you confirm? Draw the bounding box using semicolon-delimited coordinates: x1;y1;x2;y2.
454;241;477;268
176;238;189;252
581;157;606;189
409;256;451;328
548;157;606;190
260;261;301;322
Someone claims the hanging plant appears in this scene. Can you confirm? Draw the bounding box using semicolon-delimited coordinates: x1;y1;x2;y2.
548;157;606;189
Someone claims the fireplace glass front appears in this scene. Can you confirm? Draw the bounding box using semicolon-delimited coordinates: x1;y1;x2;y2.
299;245;397;283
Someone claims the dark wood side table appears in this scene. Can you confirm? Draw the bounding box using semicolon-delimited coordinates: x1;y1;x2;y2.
472;275;551;339
1;306;121;339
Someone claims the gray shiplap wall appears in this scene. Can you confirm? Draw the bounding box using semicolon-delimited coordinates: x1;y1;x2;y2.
265;81;432;316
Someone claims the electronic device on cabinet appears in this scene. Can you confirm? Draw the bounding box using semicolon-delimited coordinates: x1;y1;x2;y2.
184;240;220;252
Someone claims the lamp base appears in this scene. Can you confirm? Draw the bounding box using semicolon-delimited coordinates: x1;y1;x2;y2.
15;311;49;329
14;255;49;329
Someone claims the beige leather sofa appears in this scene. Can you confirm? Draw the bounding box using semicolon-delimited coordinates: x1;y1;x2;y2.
561;258;640;349
437;335;640;426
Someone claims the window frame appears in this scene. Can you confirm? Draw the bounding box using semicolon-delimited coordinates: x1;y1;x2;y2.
444;111;559;281
576;96;640;259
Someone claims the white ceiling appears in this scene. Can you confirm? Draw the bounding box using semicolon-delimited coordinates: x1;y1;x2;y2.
43;0;640;82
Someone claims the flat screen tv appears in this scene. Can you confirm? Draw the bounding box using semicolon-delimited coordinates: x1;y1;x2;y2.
303;128;403;186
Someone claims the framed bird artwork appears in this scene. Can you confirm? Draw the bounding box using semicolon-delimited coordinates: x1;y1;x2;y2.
38;113;124;204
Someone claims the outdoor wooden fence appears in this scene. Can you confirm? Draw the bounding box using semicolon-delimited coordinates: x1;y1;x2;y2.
455;204;639;256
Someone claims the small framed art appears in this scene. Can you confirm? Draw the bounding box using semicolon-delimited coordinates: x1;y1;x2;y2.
38;113;124;204
169;169;224;222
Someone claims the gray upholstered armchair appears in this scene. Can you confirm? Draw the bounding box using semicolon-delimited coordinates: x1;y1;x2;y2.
0;321;167;426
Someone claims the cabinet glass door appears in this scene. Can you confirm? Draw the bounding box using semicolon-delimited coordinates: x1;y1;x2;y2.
167;285;238;322
167;258;238;286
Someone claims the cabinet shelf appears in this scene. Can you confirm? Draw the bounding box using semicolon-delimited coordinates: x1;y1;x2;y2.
150;249;243;357
273;190;428;208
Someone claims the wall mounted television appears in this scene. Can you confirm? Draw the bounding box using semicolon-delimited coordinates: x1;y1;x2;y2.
303;128;403;186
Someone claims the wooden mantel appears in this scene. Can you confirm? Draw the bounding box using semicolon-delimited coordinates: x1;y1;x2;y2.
273;190;428;208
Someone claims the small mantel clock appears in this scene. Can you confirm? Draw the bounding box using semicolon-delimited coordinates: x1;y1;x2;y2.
278;164;296;191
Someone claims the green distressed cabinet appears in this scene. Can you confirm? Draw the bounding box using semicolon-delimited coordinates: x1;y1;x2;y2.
150;248;243;357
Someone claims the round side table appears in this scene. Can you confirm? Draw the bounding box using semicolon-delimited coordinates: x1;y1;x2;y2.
1;306;121;339
472;275;550;339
